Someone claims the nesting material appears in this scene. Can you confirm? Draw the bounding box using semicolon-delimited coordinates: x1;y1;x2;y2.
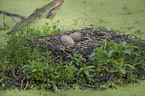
70;32;83;42
27;27;144;61
61;35;75;46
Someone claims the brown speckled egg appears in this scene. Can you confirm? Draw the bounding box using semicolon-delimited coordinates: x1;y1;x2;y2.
61;35;75;46
70;32;83;42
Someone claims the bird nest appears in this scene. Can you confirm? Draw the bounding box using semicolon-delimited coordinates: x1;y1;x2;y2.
1;27;145;90
27;27;145;62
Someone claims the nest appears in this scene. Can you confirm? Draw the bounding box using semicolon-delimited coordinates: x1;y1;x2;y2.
1;27;145;90
27;27;145;62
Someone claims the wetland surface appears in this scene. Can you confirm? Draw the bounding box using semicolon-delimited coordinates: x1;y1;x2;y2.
0;0;145;96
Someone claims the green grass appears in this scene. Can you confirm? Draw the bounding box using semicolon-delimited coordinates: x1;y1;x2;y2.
0;80;145;96
61;81;145;96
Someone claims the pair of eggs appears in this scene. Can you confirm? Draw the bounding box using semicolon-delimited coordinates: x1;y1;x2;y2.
61;32;83;46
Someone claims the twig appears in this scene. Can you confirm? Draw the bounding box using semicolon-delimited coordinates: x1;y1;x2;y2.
0;68;29;90
24;81;29;90
10;15;17;24
83;12;96;29
2;14;5;29
0;10;26;19
60;47;71;56
81;83;100;88
20;77;26;91
136;70;144;77
0;56;7;63
1;14;9;29
136;57;144;65
66;18;81;30
51;56;61;61
108;74;113;85
0;75;26;90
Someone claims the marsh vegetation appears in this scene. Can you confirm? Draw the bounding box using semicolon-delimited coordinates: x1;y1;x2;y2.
0;0;145;96
0;22;144;93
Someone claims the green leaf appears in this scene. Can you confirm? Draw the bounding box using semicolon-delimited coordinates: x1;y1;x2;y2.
113;42;119;50
22;65;30;69
119;58;124;65
32;69;38;72
86;66;94;69
108;50;114;58
111;59;119;65
119;68;126;75
103;50;107;54
109;70;119;73
125;64;135;69
132;51;140;56
85;71;89;76
96;47;103;54
123;49;132;55
89;52;96;61
122;41;127;48
78;67;84;74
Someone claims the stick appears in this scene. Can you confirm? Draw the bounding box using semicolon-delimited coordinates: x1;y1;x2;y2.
7;0;64;35
0;10;26;19
0;68;29;90
0;75;26;90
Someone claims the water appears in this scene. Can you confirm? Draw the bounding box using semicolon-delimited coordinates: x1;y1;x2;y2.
56;0;145;39
0;0;145;38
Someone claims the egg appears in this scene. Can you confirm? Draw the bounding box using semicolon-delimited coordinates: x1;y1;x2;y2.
61;35;75;46
70;32;83;42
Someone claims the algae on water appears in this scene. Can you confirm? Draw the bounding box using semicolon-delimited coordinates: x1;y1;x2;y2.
0;0;145;38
